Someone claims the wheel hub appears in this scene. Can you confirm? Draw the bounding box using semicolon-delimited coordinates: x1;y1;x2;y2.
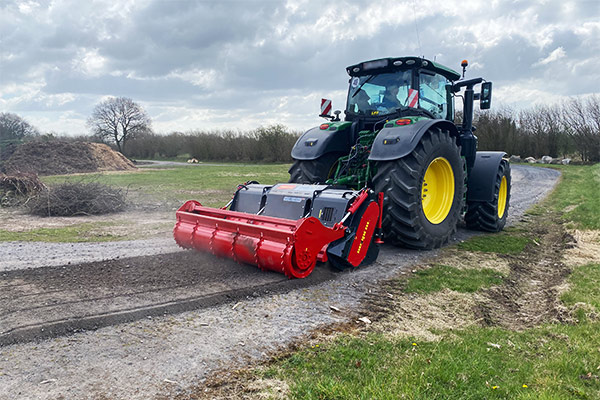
421;157;455;224
497;175;507;218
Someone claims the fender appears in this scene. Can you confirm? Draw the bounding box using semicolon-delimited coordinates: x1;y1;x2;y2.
368;119;459;161
467;151;507;202
291;122;354;160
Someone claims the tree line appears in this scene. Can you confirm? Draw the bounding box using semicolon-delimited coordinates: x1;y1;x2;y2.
1;94;599;164
473;95;600;162
124;124;300;162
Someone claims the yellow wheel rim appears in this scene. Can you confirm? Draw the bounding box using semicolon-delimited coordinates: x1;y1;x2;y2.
421;157;455;224
497;175;507;218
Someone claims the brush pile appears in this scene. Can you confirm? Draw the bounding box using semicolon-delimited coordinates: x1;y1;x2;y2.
0;172;46;206
27;182;127;217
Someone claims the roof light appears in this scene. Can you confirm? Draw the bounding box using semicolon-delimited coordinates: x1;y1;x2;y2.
395;119;412;126
422;61;429;66
352;67;360;73
405;60;415;65
363;59;388;70
393;60;403;66
320;123;330;130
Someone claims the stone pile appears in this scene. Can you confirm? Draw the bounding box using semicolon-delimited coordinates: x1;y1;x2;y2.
509;155;572;165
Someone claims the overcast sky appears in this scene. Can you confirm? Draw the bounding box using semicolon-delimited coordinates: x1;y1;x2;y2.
1;0;599;135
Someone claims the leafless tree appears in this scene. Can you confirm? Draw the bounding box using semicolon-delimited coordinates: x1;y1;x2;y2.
518;104;567;158
563;95;600;162
0;113;40;167
87;97;151;153
0;113;39;141
474;108;520;155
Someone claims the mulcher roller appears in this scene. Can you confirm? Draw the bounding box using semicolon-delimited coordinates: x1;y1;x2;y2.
174;183;383;278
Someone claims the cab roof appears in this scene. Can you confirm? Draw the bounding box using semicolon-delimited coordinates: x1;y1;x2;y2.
346;56;461;81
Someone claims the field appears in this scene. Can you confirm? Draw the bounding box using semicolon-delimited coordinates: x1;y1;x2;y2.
0;162;598;399
0;162;291;242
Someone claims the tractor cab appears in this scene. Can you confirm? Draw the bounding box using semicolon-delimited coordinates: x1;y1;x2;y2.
344;57;460;130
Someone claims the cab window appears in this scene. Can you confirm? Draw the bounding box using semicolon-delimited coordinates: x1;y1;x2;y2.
419;72;451;120
347;71;412;116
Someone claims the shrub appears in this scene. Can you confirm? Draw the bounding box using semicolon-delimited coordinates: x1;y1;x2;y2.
0;172;45;207
27;182;126;217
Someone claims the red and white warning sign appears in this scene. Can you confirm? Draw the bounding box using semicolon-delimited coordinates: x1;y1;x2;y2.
320;98;332;115
407;89;419;108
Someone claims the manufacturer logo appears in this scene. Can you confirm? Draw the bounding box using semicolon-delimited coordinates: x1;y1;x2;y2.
356;221;370;254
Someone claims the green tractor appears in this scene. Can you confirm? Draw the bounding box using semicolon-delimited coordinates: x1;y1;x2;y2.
175;56;511;278
288;56;510;249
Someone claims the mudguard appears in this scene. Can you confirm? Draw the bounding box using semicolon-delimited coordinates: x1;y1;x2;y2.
368;119;459;161
291;122;354;160
467;151;507;202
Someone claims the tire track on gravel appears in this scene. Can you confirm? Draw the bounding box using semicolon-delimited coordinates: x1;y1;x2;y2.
0;251;338;346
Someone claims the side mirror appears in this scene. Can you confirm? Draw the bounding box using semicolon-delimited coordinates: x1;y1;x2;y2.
480;81;492;109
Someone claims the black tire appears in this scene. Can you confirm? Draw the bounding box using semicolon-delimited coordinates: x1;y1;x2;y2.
465;159;511;232
373;128;466;249
288;152;342;184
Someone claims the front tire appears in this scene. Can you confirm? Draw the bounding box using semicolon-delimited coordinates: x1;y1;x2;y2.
373;128;466;249
465;159;511;232
288;152;342;184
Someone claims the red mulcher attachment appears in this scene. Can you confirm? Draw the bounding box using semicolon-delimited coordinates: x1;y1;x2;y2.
174;183;383;278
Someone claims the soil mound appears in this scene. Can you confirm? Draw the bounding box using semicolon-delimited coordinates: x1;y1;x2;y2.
3;141;136;176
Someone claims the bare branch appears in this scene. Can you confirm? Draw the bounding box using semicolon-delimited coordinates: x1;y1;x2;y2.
87;97;152;153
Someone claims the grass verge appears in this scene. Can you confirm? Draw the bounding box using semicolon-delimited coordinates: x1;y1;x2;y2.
457;231;531;254
561;263;600;317
405;265;504;294
268;323;600;399
0;222;124;242
532;164;600;230
232;163;600;399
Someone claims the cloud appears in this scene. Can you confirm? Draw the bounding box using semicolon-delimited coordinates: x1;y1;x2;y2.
0;0;598;135
534;47;566;66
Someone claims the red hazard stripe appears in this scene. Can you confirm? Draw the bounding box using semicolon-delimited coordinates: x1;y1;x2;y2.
408;89;419;108
321;98;332;115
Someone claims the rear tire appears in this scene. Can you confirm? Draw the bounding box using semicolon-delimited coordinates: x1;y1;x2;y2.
465;159;511;232
373;128;466;249
288;152;342;184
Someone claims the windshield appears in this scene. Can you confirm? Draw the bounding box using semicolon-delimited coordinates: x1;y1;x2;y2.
346;71;412;116
419;72;451;119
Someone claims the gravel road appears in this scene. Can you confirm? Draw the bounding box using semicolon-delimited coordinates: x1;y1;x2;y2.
0;165;560;400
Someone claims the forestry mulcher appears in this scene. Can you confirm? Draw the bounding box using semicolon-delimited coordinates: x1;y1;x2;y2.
174;57;511;278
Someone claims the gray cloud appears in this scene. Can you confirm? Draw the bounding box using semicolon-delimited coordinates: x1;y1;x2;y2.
0;0;598;135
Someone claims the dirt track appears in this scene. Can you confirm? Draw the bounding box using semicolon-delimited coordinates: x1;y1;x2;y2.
0;165;561;399
0;252;337;346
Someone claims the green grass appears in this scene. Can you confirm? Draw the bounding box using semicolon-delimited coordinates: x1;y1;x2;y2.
0;222;123;242
41;163;291;208
405;265;504;294
539;164;600;230
561;263;600;313
457;232;531;254
270;324;600;399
